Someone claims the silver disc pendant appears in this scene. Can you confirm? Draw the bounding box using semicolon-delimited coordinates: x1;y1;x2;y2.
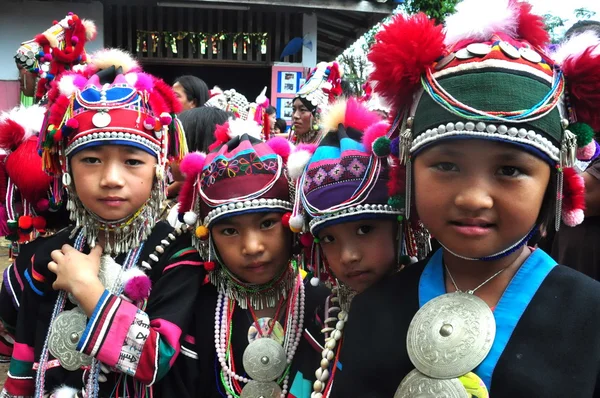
466;43;491;57
92;111;111;128
519;47;542;64
240;381;282;398
242;338;286;382
48;308;93;371
395;369;468;398
407;292;495;379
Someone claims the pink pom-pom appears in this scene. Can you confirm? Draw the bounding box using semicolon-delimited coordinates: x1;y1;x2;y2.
65;118;79;129
36;198;50;212
180;151;206;178
70;35;79;45
562;208;585;227
362;121;390;153
295;143;318;154
124;275;152;301
266;137;292;160
44;54;53;62
143;117;155;130
73;74;87;90
577;141;596;161
160;112;172;126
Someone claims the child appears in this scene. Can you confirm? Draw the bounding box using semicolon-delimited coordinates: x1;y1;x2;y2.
287;97;411;397
1;49;204;397
177;122;330;397
333;1;600;397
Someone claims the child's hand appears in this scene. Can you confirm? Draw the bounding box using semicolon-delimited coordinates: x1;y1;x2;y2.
48;245;103;295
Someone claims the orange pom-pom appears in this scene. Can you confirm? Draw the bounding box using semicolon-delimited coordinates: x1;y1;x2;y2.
195;225;209;240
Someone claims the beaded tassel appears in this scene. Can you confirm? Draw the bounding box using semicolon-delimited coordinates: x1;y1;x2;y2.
555;167;564;232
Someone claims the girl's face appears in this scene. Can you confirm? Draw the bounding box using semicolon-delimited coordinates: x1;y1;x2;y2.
211;212;292;285
70;145;157;221
414;140;551;259
292;98;312;136
173;82;196;111
318;219;397;293
268;113;277;133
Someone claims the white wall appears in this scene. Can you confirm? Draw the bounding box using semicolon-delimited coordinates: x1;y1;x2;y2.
0;1;104;81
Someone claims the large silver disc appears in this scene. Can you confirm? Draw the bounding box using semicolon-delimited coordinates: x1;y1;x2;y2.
407;292;495;378
240;381;282;398
395;369;469;398
242;338;286;382
48;308;93;371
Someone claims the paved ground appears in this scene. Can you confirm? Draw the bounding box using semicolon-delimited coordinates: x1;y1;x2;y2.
0;239;13;389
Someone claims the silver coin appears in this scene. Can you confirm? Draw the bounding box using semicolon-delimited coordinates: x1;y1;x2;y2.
435;53;456;71
455;48;474;60
466;43;491;56
25;59;34;67
519;47;542;64
92;111;111;128
499;41;520;59
48;308;93;371
395;369;468;398
406;292;495;379
240;381;282;398
242;338;286;382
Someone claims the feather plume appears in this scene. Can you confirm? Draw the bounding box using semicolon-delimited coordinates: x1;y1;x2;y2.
368;13;445;112
81;19;97;42
89;48;139;74
288;144;317;180
228;118;262;140
444;0;518;45
562;46;600;131
553;31;600;65
514;0;549;48
5;138;52;203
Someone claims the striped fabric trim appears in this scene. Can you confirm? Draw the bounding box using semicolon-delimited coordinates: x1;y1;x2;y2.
180;345;198;360
77;290;111;352
22;270;42;297
170;248;196;260
3;266;19;308
162;260;203;274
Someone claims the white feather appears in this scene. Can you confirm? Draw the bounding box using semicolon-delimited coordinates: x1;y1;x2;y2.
81;19;98;42
51;385;79;398
227;118;262;140
125;72;138;87
444;0;519;45
2;105;46;141
90;48;139;73
255;86;268;107
287;149;313;180
58;74;78;97
553;31;600;65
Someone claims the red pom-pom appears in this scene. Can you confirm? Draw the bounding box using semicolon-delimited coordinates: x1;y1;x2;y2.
36;198;50;212
299;233;314;248
70;35;79;45
368;13;445;111
266;137;292;161
44;54;53;62
281;212;291;228
18;215;33;230
32;216;46;232
143;117;155;130
124;275;152;301
65;118;79;129
160;112;173;126
54;129;63;142
204;261;216;272
561;167;586;226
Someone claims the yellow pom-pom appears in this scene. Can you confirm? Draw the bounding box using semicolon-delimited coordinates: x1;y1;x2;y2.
195;225;209;240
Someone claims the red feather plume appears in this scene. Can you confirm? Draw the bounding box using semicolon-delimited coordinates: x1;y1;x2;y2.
152;78;182;114
5;138;52;203
514;1;549;48
368;13;445;112
209;122;231;152
562;47;600;132
0;119;25;151
344;97;381;133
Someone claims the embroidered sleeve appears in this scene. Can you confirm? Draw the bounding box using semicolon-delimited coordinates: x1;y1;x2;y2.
77;245;203;385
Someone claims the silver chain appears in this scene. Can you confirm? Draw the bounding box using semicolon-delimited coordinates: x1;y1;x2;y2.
445;263;509;295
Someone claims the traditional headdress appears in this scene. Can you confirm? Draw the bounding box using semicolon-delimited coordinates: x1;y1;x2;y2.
368;0;599;240
286;98;414;284
15;13;97;100
295;61;343;114
0;105;57;247
39;49;187;255
177;121;294;308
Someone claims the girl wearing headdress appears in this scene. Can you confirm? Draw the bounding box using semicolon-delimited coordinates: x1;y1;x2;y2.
1;49;204;397
333;1;600;396
176;119;330;397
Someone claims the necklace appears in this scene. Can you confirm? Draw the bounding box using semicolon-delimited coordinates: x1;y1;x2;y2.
445;263;509;295
215;273;305;398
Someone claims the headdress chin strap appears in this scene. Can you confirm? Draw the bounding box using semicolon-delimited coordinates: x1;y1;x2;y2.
438;225;538;262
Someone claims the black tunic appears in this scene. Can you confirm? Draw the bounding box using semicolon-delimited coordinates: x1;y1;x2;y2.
332;248;600;397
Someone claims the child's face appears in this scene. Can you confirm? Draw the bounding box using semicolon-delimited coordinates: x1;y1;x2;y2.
70;146;157;221
413;140;551;259
318;219;397;293
211;212;292;285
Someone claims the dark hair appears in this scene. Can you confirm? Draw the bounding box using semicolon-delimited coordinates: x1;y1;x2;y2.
173;75;209;107
274;118;288;134
266;106;277;116
536;166;558;232
178;107;230;152
564;20;600;40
